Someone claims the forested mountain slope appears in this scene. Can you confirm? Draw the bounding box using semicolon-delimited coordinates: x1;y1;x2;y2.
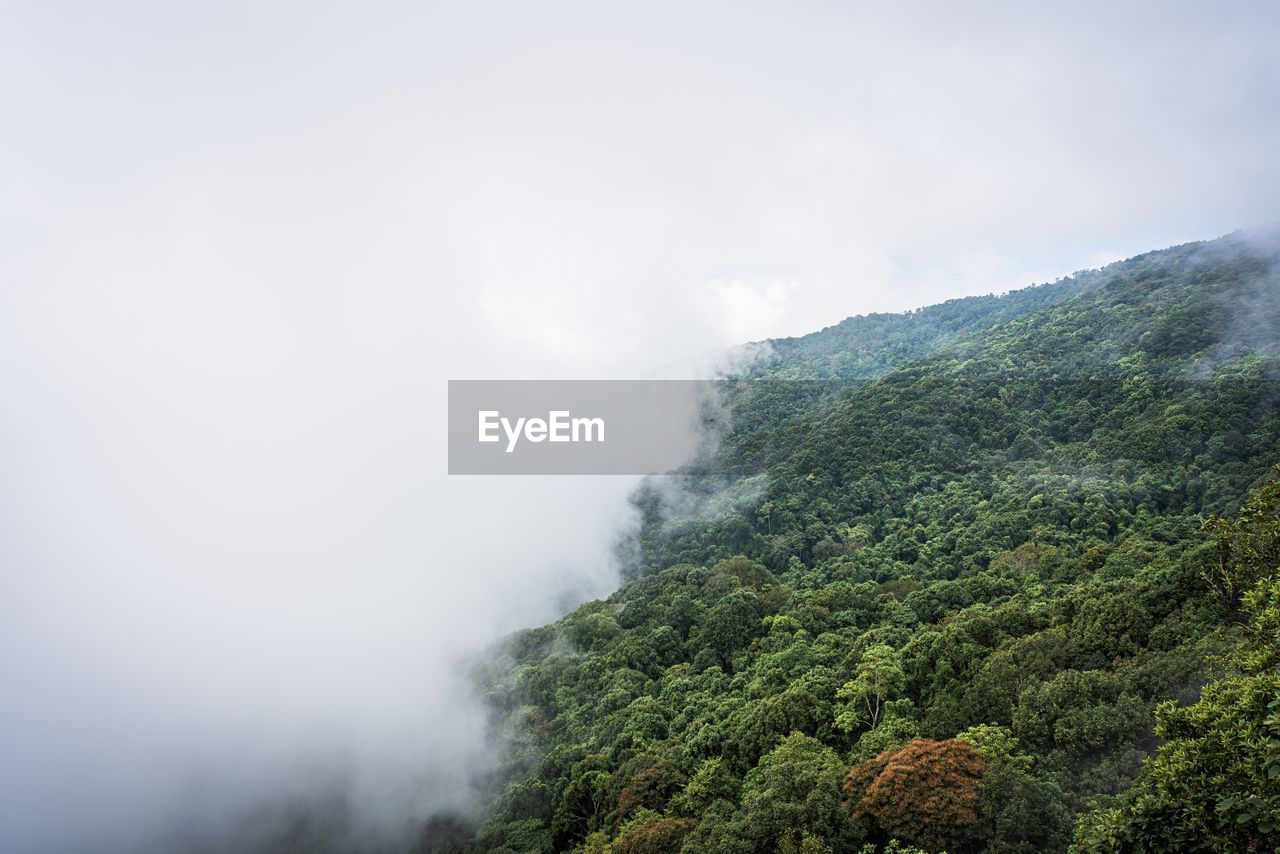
451;231;1280;853
759;264;1107;382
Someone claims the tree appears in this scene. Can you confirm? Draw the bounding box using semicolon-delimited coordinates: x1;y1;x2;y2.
692;589;765;668
614;757;685;821
959;725;1071;853
835;644;905;733
553;768;611;847
844;738;987;853
1201;464;1280;605
670;757;738;817
740;732;859;852
613;809;697;854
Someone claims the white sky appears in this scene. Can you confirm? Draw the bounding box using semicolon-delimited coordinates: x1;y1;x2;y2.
1;2;1278;851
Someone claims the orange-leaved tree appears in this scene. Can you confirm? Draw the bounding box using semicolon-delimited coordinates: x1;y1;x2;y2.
843;737;987;852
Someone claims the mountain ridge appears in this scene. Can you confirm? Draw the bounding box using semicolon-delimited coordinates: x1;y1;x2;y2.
451;229;1280;854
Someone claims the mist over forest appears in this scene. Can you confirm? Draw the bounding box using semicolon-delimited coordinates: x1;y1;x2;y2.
450;230;1280;853
3;3;1280;854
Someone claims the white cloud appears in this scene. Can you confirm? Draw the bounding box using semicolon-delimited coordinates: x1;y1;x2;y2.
699;279;798;343
1086;250;1128;269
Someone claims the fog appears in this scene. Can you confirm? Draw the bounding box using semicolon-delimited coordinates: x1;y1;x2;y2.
2;2;1279;852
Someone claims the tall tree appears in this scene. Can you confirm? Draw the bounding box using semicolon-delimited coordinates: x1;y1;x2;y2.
835;644;905;733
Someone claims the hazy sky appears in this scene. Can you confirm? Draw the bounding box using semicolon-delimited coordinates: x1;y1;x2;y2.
2;2;1279;851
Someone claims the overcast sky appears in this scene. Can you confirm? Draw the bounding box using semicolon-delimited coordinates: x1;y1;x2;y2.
2;2;1279;851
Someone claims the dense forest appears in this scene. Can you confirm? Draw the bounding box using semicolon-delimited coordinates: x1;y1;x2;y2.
441;231;1280;853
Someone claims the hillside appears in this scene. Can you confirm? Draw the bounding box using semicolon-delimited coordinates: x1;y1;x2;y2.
451;231;1280;853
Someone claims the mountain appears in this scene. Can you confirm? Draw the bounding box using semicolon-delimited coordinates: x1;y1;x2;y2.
448;230;1280;853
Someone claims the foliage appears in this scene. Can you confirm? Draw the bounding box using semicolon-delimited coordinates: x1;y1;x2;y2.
844;738;987;852
613;810;697;854
739;733;858;852
1075;467;1280;851
455;233;1280;853
836;644;906;733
